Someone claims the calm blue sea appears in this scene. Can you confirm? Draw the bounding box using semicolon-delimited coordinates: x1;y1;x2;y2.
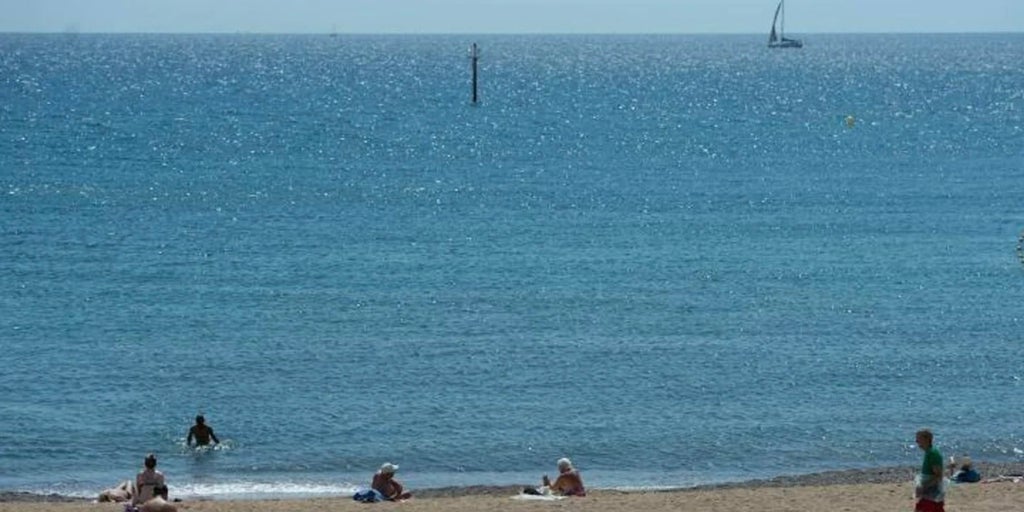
1;33;1023;500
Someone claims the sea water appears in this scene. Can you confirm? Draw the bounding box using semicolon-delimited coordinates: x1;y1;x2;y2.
1;33;1023;499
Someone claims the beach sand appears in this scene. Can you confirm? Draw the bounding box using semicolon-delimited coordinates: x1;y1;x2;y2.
3;464;1023;512
2;482;1024;512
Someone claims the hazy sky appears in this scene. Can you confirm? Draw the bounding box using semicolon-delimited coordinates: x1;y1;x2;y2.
2;0;1021;34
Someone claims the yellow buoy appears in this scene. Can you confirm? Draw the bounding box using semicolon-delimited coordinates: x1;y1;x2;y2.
845;115;856;128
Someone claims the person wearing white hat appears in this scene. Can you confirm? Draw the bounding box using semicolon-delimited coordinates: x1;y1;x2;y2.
541;457;586;497
371;462;412;500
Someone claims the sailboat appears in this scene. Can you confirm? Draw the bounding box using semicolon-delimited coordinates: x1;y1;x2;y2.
768;0;802;48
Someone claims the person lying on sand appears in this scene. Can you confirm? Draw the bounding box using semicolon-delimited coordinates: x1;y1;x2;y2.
371;462;412;500
97;479;133;502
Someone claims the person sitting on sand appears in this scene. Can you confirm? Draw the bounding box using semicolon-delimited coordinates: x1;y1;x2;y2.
133;453;166;506
186;415;220;447
542;457;586;497
948;456;981;483
97;479;133;502
371;462;412;501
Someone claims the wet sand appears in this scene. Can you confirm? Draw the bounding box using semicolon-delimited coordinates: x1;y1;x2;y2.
3;463;1024;512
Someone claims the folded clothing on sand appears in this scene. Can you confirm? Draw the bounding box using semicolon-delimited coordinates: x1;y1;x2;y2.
352;489;385;503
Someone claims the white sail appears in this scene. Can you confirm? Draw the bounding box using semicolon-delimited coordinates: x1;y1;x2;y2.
768;0;802;48
768;1;782;44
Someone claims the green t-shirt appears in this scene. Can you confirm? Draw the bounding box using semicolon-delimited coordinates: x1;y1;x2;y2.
919;446;945;501
921;446;943;478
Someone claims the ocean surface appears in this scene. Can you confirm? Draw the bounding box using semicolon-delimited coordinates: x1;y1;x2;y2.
1;33;1023;500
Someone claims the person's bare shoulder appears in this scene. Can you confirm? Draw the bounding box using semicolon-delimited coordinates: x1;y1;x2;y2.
140;497;177;512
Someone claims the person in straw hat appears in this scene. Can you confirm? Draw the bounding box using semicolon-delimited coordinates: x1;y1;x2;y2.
948;455;981;483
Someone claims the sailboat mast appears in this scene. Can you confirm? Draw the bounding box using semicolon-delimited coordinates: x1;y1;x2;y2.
780;0;785;39
470;43;479;105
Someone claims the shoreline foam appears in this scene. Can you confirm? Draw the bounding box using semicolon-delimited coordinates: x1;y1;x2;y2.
5;462;1023;503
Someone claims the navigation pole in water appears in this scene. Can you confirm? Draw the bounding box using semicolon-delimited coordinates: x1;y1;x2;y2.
469;43;480;105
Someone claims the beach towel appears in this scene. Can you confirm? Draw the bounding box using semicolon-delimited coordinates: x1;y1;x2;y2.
511;493;565;501
514;488;563;501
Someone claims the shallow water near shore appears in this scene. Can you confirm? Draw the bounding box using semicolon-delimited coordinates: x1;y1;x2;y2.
2;32;1023;499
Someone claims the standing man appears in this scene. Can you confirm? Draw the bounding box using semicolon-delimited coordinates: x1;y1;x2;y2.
186;415;220;447
914;428;945;512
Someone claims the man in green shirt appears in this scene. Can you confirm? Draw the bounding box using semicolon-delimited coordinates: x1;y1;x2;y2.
914;428;945;512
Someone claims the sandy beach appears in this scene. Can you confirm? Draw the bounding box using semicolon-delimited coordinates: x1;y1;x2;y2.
2;483;1023;512
3;464;1023;512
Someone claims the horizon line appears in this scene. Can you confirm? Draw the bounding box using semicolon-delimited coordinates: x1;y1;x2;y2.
2;30;1022;36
